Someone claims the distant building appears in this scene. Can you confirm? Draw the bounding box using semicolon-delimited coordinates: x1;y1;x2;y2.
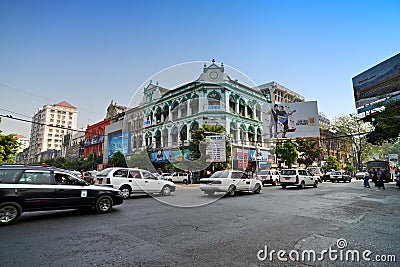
27;101;78;163
15;135;29;153
85;101;127;159
61;129;85;161
257;81;305;104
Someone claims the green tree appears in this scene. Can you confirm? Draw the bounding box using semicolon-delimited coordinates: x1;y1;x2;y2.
296;138;322;168
0;122;20;163
108;151;127;167
126;150;156;172
189;124;231;171
276;140;298;168
366;100;400;145
325;155;340;171
331;114;372;170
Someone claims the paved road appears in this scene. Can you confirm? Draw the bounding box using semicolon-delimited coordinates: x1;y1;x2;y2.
1;180;399;266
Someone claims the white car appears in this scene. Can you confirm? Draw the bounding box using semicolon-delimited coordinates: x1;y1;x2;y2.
200;170;262;196
279;169;318;189
257;169;280;186
355;171;366;180
95;168;176;199
162;172;189;183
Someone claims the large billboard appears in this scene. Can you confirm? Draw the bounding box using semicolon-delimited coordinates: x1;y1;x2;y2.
352;53;400;109
262;101;320;139
108;132;130;159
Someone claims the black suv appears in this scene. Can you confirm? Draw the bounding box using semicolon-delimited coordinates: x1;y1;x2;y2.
0;164;124;226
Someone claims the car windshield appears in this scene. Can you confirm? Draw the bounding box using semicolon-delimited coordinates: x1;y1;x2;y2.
280;170;296;175
333;171;342;175
210;171;232;178
258;170;269;175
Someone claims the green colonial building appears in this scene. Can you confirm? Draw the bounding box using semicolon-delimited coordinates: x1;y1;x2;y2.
127;61;272;171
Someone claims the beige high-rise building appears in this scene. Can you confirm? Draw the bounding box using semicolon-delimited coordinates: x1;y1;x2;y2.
28;101;78;163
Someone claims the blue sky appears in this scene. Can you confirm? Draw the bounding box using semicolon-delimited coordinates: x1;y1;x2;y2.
0;0;399;137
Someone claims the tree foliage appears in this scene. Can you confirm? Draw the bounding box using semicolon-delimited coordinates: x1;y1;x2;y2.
296;138;322;168
0;119;20;164
325;155;340;171
108;151;127;167
366;100;400;145
43;153;102;171
189;124;231;171
126;149;156;172
276;140;298;168
331;114;372;169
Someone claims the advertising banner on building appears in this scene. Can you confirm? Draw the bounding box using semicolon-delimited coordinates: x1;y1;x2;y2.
108;132;130;159
262;101;320;139
206;135;226;162
352;53;400;109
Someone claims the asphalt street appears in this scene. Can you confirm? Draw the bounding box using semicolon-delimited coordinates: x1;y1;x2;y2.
0;180;399;267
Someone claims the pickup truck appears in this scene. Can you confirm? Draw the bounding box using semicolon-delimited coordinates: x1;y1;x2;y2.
330;171;351;183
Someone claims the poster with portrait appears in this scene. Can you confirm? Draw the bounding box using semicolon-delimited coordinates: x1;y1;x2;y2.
262;101;320;139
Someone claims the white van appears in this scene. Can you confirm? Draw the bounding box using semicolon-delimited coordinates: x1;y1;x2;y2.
162;172;189;183
279;169;318;189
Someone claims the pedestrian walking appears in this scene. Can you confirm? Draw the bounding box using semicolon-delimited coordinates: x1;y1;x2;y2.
372;168;378;187
395;170;400;189
363;170;370;188
378;169;386;189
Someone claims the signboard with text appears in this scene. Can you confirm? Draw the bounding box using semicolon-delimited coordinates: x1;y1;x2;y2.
206;135;226;162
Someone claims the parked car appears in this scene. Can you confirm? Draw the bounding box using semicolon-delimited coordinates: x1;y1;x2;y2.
330;171;351;183
0;164;124;226
162;172;189;184
199;170;262;196
83;170;99;184
69;170;83;179
279;169;318;189
355;171;366;180
322;171;333;182
307;167;323;183
95;168;176;199
257;169;280;186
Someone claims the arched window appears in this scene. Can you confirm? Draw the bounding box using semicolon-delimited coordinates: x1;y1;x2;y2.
155;107;162;124
162;129;169;147
171;101;179;121
239;99;246;117
191;95;199;114
257;127;262;143
171;126;179;145
180;125;188;142
162;104;169;122
256;104;262;121
180;99;188;118
240;124;247;144
190;121;199;132
154;130;161;149
230;122;237;143
247;104;253;119
145;132;152;147
208;91;221;107
229;95;236;114
248;126;255;143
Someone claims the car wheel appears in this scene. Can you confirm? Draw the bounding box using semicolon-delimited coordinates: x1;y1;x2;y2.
161;185;172;196
281;185;286;189
313;181;318;188
205;191;215;196
0;202;22;226
227;185;236;197
298;182;305;189
119;186;132;199
253;184;261;194
95;195;113;214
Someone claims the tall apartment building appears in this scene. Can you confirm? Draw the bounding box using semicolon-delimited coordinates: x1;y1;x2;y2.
28;101;78;163
257;81;305;104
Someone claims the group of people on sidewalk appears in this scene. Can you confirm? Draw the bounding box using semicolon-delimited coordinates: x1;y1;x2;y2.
363;168;400;189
